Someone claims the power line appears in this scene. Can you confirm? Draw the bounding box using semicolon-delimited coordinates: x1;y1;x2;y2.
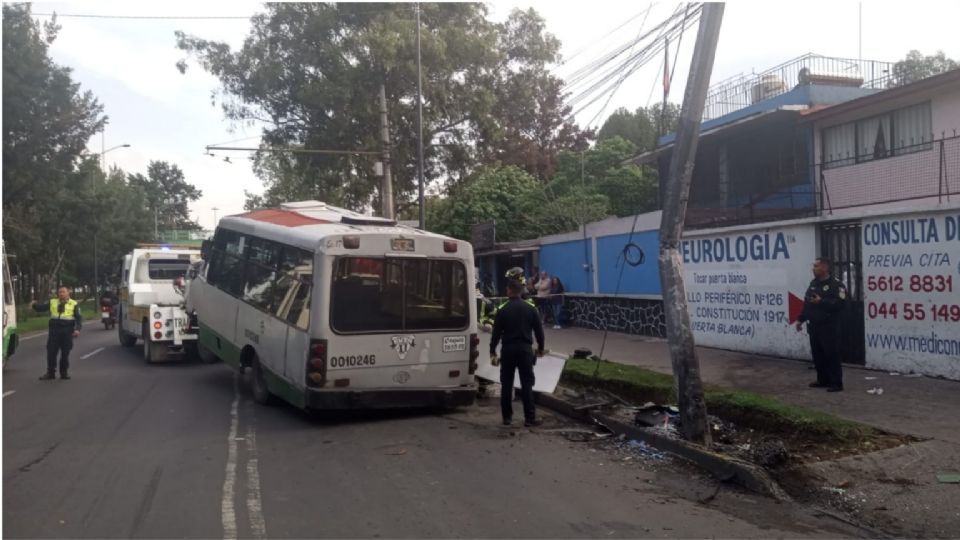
559;4;656;67
31;12;253;20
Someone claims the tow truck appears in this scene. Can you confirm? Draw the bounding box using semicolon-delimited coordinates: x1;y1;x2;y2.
118;245;201;363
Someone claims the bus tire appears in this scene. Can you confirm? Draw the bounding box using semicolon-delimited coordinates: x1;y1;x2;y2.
119;316;137;348
142;321;167;364
251;356;274;405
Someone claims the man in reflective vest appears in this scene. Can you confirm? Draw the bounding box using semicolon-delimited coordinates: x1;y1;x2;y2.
33;286;82;380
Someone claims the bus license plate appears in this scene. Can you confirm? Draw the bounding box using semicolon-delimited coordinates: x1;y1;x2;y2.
391;238;415;252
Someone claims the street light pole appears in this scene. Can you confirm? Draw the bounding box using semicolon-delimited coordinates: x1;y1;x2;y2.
416;2;426;229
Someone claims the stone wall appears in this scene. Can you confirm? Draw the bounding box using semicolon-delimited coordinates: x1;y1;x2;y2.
560;295;666;337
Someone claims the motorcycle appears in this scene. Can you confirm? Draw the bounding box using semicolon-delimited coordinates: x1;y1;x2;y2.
100;302;116;330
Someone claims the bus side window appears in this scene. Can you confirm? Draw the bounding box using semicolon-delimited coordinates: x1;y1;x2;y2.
243;237;281;312
277;248;313;331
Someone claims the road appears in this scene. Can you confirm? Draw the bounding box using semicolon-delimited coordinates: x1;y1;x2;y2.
4;325;868;539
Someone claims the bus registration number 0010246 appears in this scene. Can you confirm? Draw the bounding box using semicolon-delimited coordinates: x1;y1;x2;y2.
329;354;377;368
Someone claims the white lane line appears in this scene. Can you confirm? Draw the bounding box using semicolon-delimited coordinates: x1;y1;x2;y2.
80;347;105;360
221;372;240;540
20;320;99;340
3;390;15;398
245;403;267;540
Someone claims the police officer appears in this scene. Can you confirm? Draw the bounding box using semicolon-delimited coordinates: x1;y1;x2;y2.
795;258;847;392
33;286;82;380
490;279;545;427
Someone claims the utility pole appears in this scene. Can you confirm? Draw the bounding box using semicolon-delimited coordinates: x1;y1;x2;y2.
379;83;395;220
657;2;724;446
415;3;426;229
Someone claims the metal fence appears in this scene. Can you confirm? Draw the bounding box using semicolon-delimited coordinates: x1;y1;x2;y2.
819;133;960;212
703;54;894;121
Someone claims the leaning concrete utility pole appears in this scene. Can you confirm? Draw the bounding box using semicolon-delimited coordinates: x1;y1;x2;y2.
379;82;395;219
657;2;724;446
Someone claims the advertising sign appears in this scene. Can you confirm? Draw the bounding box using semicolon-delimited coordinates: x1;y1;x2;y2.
680;225;816;359
862;212;960;379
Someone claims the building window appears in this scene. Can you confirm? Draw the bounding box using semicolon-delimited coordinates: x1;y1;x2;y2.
893;102;932;154
822;123;855;168
856;114;892;162
821;101;933;169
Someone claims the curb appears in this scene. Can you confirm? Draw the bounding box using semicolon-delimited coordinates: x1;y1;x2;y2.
535;392;791;501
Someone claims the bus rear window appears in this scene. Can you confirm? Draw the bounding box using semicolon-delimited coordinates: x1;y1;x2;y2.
332;257;468;334
148;259;191;280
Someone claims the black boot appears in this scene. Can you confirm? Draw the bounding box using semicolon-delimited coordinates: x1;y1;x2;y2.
60;372;71;380
39;372;56;380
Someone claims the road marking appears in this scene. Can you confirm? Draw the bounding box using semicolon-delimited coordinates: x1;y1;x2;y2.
221;372;240;540
80;347;105;360
245;403;267;540
20;320;99;340
3;390;15;398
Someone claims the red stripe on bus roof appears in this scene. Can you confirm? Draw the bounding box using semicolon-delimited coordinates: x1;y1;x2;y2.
240;209;333;227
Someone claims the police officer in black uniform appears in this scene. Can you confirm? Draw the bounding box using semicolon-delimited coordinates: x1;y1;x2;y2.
795;258;847;392
490;279;545;427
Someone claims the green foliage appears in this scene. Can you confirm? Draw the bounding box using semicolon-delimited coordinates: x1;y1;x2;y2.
550;137;658;217
128;161;203;231
597;103;680;152
890;50;958;87
175;3;590;213
2;5;198;298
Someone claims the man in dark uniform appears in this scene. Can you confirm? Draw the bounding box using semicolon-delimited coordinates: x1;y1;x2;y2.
33;286;82;380
795;258;847;392
490;279;545;427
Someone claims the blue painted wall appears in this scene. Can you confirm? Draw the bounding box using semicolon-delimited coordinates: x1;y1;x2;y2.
596;231;662;295
539;239;593;293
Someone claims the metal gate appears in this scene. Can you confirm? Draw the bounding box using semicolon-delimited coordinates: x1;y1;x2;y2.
819;222;865;365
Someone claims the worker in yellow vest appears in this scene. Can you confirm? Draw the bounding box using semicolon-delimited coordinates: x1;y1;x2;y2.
32;286;82;380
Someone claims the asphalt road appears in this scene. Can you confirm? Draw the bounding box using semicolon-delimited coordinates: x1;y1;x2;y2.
3;324;867;539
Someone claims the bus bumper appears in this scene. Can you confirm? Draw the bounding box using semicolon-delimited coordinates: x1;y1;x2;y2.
305;385;476;410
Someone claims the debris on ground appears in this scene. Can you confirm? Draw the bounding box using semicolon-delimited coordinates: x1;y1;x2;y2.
935;472;960;484
611;438;667;461
864;376;877;380
750;438;789;467
866;387;884;395
384;448;407;456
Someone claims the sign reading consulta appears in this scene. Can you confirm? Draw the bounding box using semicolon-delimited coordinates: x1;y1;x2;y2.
680;225;816;359
862;211;960;380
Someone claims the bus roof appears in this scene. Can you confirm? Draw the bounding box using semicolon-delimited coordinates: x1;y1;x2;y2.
217;200;457;251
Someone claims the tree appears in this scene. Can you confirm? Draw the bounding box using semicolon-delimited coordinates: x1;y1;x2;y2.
890;50;958;87
175;4;589;214
597;103;681;153
427;165;546;241
2;4;106;297
550;137;658;217
127;161;203;232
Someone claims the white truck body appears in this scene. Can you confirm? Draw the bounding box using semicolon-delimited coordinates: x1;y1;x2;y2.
119;247;201;361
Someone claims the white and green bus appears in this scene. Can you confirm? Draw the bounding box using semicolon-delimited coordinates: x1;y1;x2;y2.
187;201;479;410
2;241;18;366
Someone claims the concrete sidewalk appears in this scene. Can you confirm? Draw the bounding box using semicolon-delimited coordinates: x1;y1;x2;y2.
535;326;959;443
524;326;960;537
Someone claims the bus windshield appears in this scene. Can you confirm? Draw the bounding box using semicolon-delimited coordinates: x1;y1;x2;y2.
331;257;469;334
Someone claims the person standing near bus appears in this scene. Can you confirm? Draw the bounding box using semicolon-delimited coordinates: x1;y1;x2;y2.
32;286;81;380
490;279;545;427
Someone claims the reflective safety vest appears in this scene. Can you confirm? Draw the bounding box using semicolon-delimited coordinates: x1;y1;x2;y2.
49;298;78;321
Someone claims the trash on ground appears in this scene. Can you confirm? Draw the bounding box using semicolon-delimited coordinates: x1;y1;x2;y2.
904;373;923;378
750;438;789;467
621;439;666;460
889;372;900;376
864;376;877;380
384;448;408;456
866;387;884;395
936;472;960;484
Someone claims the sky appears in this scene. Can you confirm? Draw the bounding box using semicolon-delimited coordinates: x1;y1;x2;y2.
27;0;960;231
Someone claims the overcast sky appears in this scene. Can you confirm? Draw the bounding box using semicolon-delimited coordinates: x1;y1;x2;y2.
29;1;960;230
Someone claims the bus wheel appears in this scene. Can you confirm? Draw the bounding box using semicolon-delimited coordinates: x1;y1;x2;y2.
251;356;274;405
118;314;137;347
142;321;167;364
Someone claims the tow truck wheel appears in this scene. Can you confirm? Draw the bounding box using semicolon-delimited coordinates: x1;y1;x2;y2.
142;321;168;364
118;312;137;347
251;355;274;405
